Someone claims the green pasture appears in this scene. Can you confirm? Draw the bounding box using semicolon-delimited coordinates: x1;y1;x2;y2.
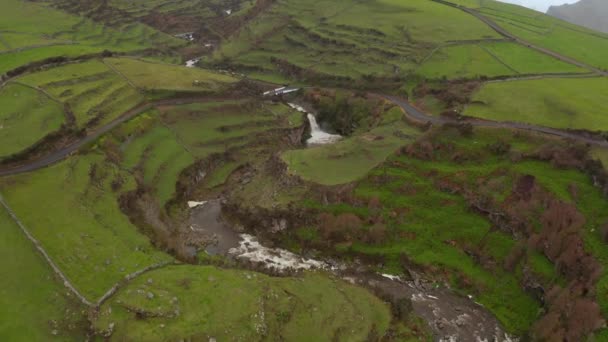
104;58;237;92
0;83;65;158
94;265;391;341
464;77;608;131
0;154;172;300
0;0;180;75
18;60;144;129
0;208;87;341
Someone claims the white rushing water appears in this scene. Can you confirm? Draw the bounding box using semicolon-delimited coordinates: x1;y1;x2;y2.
229;234;327;271
306;113;342;145
185;58;200;68
287;103;341;146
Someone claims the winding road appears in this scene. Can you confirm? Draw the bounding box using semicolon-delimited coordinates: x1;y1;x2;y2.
385;95;608;147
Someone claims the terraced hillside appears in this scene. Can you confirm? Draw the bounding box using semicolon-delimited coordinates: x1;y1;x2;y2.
0;0;181;76
2;0;608;341
42;0;256;39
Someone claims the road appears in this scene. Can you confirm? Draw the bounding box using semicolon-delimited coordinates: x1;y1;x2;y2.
0;96;233;177
1;93;606;177
385;95;608;147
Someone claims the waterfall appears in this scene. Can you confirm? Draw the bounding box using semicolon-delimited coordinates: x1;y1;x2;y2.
306;113;342;145
288;103;341;146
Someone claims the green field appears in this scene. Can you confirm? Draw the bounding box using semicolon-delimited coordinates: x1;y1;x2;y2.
0;83;65;158
464;77;608;131
94;265;391;341
104;58;238;92
474;0;608;71
0;0;181;75
18;60;144;129
213;0;501;81
0;154;172;300
418;41;585;79
0;208;87;341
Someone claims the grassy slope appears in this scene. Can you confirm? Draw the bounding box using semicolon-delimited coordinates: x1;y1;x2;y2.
214;0;591;82
282;106;421;185
18;59;144;129
94;265;391;341
0;153;172;300
0;0;181;75
119;102;296;205
295;127;608;334
464;77;608;131
121;113;195;205
473;0;608;70
418;41;585;79
104;58;237;92
0;83;65;158
0;208;86;341
213;0;501;80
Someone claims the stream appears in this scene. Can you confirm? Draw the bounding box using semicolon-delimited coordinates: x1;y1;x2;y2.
188;200;515;341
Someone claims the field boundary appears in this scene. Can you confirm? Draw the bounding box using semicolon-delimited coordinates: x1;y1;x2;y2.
10;80;65;106
101;58;140;91
0;192;93;307
96;261;174;306
430;0;608;76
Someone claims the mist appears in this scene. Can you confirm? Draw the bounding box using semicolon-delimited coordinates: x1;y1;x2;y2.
498;0;579;12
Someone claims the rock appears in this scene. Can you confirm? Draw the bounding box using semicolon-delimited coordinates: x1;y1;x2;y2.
147;278;153;285
51;330;58;336
147;292;154;299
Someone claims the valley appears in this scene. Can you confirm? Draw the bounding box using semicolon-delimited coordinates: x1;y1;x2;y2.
1;0;608;341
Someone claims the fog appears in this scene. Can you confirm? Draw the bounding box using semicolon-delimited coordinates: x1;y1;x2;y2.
498;0;579;12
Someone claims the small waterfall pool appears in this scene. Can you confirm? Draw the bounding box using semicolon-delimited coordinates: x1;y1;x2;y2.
288;103;341;146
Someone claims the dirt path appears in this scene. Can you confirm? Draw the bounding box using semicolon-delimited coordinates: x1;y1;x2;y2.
430;0;608;76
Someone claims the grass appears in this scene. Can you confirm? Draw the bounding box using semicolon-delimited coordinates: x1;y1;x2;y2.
205;161;242;188
418;44;514;79
0;153;172;300
0;0;181;75
0;83;65;158
591;147;608;169
104;57;238;92
480;41;585;74
282;107;422;185
120;113;195;205
0;208;87;341
474;0;608;71
418;41;585;80
18;59;144;129
93;265;391;341
118;101;296;205
212;0;501;81
298;125;608;334
464;77;608;131
162;101;282;157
